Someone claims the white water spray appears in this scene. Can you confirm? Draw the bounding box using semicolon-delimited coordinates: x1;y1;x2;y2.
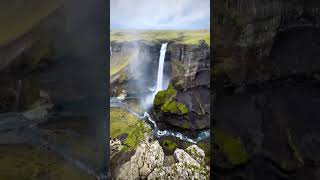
156;43;168;92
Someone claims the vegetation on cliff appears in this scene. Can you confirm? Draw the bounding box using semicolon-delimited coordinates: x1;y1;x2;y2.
154;84;189;115
110;30;210;45
154;84;177;107
110;108;150;151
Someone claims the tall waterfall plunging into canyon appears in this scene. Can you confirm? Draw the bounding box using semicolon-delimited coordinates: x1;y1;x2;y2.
156;43;168;92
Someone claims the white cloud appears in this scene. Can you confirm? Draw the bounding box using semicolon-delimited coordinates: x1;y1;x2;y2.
111;0;210;29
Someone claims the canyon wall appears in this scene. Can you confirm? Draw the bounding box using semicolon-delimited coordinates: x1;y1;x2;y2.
213;0;320;179
153;41;210;133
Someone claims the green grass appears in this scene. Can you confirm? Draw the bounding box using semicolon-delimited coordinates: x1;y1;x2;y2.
0;0;64;45
110;108;150;150
0;144;94;180
110;29;210;45
110;53;134;76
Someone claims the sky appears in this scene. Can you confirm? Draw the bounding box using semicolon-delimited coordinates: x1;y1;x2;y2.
110;0;210;30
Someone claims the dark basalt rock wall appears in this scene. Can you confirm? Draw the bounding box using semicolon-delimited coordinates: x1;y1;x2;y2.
153;41;210;133
213;0;320;179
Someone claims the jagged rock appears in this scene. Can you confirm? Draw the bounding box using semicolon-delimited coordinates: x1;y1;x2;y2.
185;145;206;165
110;138;123;159
147;163;209;180
163;155;176;167
147;145;209;180
116;140;164;180
174;148;200;168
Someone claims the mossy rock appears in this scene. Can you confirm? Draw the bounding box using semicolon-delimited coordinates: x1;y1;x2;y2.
214;129;248;166
110;108;151;151
161;139;178;155
153;84;177;107
161;98;188;115
154;84;189;115
197;141;210;164
181;122;191;129
213;58;237;77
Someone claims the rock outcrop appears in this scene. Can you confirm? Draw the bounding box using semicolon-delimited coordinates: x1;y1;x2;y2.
153;40;210;131
115;140;209;180
116;139;165;180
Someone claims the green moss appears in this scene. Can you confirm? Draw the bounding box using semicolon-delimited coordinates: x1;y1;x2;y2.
153;84;177;107
124;121;150;150
174;79;185;88
197;141;210;164
119;72;128;82
181;122;191;129
161;139;178;153
215;129;248;166
161;98;188;115
110;108;150;151
213;58;237;77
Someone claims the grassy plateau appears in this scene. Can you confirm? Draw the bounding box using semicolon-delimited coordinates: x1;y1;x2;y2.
110;29;210;45
0;0;63;46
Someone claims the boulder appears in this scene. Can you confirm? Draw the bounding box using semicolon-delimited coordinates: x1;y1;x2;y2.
116;140;164;180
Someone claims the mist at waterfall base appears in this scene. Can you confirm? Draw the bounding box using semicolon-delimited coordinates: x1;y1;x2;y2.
143;43;169;109
126;42;170;110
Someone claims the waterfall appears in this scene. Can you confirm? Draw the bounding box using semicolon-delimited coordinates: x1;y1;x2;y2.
110;46;112;56
156;43;168;92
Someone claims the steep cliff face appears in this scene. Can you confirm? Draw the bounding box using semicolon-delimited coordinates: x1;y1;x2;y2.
0;3;64;113
213;0;320;85
110;41;165;97
213;0;320;179
0;1;64;73
153;41;210;132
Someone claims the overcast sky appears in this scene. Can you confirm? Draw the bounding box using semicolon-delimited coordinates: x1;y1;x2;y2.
110;0;210;30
